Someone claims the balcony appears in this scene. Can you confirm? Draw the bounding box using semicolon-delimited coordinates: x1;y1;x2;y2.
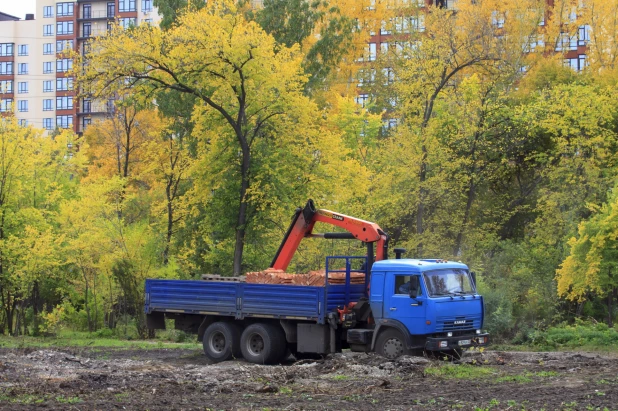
79;100;114;115
78;28;111;40
78;10;115;21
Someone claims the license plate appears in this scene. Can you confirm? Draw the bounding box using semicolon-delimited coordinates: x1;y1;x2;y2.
458;339;471;346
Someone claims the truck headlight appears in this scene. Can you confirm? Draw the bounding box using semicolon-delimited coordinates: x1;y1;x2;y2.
439;341;448;348
477;337;486;344
447;332;453;337
476;329;481;334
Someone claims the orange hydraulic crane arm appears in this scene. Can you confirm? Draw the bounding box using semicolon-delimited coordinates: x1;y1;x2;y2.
270;200;389;271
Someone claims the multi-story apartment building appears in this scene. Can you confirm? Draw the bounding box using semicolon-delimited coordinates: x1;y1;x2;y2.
0;0;159;134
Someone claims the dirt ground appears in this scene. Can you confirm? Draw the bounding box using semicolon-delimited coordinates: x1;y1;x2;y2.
0;347;617;410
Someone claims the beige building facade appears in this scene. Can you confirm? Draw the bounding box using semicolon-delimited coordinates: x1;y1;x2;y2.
0;0;159;134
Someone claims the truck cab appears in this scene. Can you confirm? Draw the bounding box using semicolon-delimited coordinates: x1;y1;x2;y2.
366;259;489;359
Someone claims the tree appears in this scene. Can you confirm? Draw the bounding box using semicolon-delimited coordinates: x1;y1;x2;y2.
0;119;75;335
556;186;618;326
390;0;542;256
77;0;337;274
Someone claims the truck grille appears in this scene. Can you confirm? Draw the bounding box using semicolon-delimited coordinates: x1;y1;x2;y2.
436;315;480;332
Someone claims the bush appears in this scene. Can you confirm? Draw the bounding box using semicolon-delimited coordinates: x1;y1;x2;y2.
531;321;618;349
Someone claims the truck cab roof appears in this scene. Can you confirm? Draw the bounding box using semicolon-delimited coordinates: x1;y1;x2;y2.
372;259;469;273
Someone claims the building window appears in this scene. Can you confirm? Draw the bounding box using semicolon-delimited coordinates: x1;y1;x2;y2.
56;40;74;53
0;99;13;113
0;81;13;94
119;18;137;29
43;43;53;55
83;98;92;113
107;2;115;17
18;119;28;127
43;80;53;92
354;93;370;108
142;0;152;11
579;25;591;46
564;55;588;72
382;67;395;85
555;33;577;52
56;59;73;73
83;4;91;19
18;45;28;56
119;0;137;12
56;2;74;17
43;99;53;111
17;82;28;94
43;25;53;37
380;20;391;35
18;63;28;75
0;43;14;56
17;100;28;112
43;6;53;18
83;117;92;130
43;62;52;74
43;118;53;130
56;78;74;91
57;21;74;36
0;62;12;75
83;23;92;37
491;11;505;29
144;18;153;25
56;96;74;110
56;115;73;129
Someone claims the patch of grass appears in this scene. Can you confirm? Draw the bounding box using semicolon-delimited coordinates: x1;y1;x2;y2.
114;392;130;401
0;330;200;350
496;370;559;384
425;364;496;379
496;374;532;383
55;395;82;404
330;374;350;381
278;386;293;395
0;392;46;404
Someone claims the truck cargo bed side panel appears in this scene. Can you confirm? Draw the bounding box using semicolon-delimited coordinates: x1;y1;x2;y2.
146;279;237;315
326;284;366;312
242;284;324;321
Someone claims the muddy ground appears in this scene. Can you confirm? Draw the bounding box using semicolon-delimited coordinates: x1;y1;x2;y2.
0;347;616;410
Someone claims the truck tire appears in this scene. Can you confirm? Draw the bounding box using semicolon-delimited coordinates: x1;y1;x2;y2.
375;328;411;360
240;323;287;364
202;321;242;363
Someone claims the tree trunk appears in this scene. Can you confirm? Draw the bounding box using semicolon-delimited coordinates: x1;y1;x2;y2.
83;270;92;333
163;177;174;265
32;281;39;335
454;179;476;257
233;141;250;276
93;273;98;331
608;291;613;328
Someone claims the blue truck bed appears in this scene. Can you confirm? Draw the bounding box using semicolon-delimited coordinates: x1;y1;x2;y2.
144;279;366;324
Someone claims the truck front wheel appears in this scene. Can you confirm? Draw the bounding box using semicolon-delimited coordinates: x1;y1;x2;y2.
375;328;411;360
240;323;286;364
202;321;242;363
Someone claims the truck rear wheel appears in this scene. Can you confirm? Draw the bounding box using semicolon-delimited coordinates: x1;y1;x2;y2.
375;328;411;360
240;323;286;364
202;321;241;363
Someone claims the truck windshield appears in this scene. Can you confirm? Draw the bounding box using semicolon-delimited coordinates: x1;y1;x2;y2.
423;269;475;297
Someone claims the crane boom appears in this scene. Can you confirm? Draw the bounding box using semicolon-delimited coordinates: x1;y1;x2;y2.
270;200;389;271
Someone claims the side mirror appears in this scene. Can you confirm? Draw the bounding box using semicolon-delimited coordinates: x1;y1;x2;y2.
409;276;420;299
470;271;477;288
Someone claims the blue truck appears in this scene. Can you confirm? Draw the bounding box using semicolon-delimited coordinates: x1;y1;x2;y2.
144;201;489;363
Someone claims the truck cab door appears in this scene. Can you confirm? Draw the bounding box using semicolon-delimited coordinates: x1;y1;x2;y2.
383;274;427;335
